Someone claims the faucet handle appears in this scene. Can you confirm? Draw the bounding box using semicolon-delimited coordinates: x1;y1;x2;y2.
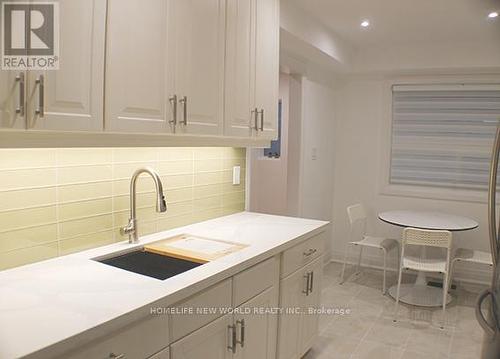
120;219;135;237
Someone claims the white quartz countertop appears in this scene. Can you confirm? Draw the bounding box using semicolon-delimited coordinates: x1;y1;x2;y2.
0;212;329;359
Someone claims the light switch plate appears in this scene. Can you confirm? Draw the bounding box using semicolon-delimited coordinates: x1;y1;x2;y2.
311;147;318;160
232;165;241;185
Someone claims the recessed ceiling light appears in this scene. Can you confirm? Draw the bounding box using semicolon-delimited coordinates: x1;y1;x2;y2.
488;11;498;18
360;20;370;28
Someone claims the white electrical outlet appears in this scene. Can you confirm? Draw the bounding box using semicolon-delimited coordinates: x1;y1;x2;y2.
232;165;241;185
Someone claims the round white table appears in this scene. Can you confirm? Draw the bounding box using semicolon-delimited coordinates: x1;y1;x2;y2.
379;210;478;307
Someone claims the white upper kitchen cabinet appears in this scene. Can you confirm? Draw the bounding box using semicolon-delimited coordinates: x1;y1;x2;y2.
254;0;279;139
0;71;26;130
105;0;174;133
170;0;225;136
27;0;106;132
225;0;279;140
224;0;255;138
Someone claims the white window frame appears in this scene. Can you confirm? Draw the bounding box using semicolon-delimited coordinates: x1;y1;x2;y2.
378;73;500;204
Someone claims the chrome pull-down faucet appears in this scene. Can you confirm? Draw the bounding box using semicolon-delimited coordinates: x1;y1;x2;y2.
121;167;167;243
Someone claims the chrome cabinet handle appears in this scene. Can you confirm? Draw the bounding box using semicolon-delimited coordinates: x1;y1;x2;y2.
179;96;187;125
303;248;317;257
227;324;237;353
303;272;311;295
15;73;25;116
309;271;314;293
252;107;259;130
259;109;264;131
169;95;177;125
476;288;497;339
109;353;125;359
35;75;44;118
236;319;245;347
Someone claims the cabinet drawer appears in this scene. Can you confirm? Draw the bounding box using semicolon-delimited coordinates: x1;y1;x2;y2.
233;256;279;307
281;232;324;278
170;279;232;342
63;314;168;359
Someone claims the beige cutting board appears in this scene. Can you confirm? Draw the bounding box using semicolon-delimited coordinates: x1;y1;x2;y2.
144;234;247;263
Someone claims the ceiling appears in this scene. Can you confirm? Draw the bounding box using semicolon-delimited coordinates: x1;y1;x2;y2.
288;0;500;50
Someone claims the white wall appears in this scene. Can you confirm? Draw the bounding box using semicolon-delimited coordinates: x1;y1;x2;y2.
352;40;500;74
332;74;500;283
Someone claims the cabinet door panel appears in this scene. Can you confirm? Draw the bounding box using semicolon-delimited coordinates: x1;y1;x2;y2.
105;0;173;133
254;0;279;139
224;0;255;137
171;314;233;359
299;257;323;357
234;287;278;359
171;0;224;135
28;0;105;131
0;71;26;129
277;268;305;359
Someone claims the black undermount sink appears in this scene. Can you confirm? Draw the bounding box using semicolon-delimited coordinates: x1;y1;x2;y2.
97;250;203;280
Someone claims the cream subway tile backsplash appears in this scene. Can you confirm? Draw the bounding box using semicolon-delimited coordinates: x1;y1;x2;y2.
0;147;246;270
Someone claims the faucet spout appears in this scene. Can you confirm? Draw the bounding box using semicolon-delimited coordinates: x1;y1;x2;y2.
121;167;167;244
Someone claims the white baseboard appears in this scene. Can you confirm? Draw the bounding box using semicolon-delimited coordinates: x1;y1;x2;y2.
329;250;492;286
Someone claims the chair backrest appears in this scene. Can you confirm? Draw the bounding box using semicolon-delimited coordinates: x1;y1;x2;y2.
403;227;452;249
347;204;367;226
347;204;367;241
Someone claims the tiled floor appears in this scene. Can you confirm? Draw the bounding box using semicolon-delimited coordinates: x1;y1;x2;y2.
303;262;486;359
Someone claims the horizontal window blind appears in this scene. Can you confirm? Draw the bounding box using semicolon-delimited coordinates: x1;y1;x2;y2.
390;84;500;190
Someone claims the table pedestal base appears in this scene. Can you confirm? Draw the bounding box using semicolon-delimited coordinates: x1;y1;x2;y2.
388;284;452;307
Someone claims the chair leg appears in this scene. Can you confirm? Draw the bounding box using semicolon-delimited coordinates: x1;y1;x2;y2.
447;259;456;293
394;263;404;322
441;272;448;329
382;248;387;295
356;245;363;274
340;243;351;285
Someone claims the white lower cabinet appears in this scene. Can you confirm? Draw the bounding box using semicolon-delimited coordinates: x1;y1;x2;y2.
47;235;325;359
171;313;234;359
171;287;278;359
60;313;169;359
277;256;323;359
234;287;278;359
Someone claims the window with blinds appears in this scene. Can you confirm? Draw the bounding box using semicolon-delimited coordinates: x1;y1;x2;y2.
390;84;500;191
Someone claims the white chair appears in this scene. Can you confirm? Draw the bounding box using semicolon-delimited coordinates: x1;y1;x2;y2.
394;228;453;329
448;248;493;291
340;204;399;294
